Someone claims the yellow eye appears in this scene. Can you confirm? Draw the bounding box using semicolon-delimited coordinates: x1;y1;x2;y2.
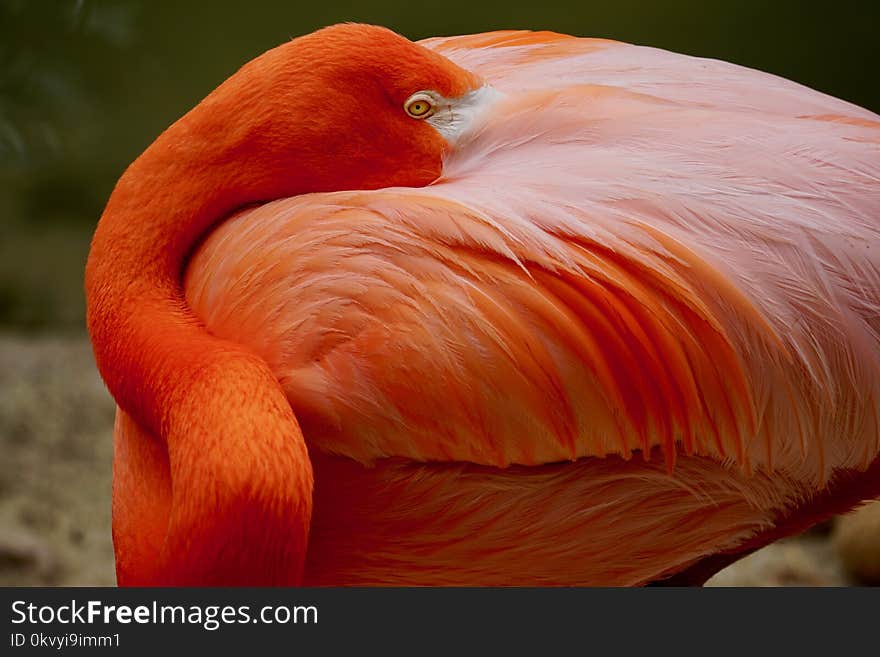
408;101;430;116
404;93;436;119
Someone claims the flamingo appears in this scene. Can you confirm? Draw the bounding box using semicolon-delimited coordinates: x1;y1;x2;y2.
85;24;880;586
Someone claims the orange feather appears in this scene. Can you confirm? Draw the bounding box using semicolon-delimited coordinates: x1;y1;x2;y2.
86;24;880;586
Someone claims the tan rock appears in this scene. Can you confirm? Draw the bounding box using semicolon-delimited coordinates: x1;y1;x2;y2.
706;537;849;587
834;500;880;585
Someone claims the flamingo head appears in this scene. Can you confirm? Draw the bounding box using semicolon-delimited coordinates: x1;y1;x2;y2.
165;23;494;206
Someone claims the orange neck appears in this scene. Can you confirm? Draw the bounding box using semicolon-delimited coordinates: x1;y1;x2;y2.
85;80;315;587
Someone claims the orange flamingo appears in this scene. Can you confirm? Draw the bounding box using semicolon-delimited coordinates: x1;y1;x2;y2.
86;24;880;586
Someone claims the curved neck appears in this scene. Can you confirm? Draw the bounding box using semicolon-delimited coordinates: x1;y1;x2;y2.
86;105;313;586
87;125;253;429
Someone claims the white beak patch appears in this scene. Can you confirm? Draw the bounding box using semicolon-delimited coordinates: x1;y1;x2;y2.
426;85;504;145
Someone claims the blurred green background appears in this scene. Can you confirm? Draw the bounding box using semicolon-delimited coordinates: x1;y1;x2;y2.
1;0;878;331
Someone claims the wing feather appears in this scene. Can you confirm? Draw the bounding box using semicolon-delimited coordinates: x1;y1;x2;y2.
186;33;880;484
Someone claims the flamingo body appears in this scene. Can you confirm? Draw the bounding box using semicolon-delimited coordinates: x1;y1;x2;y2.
90;26;880;585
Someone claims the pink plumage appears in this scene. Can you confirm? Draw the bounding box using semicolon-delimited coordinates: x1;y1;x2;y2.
108;28;880;585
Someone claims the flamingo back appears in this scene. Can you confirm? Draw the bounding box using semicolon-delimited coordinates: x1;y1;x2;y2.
185;31;880;490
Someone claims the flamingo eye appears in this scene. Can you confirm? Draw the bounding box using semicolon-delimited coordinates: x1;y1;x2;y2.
404;92;436;119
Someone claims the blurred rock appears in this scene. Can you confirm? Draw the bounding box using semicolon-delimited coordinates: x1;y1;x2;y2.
706;537;850;587
833;501;880;585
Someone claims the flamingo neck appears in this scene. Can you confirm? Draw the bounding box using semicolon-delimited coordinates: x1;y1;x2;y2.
86;108;314;586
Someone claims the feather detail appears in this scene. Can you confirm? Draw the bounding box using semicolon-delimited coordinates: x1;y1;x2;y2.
186;34;880;490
